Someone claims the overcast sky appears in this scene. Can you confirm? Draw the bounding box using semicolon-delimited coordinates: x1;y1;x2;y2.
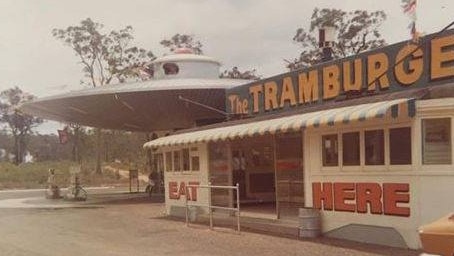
1;0;453;134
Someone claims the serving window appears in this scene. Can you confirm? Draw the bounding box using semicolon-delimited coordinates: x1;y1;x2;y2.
173;151;181;171
322;134;338;166
422;118;452;165
320;126;412;170
182;148;190;170
365;130;384;165
342;132;360;166
164;147;201;173
165;151;172;172
390;127;412;165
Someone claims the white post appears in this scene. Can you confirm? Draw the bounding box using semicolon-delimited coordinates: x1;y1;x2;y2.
208;182;213;230
185;186;189;226
236;182;240;233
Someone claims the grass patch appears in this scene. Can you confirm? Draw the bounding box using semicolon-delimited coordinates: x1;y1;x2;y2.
0;161;129;190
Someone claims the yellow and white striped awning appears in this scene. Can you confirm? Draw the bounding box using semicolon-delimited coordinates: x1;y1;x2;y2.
144;98;415;148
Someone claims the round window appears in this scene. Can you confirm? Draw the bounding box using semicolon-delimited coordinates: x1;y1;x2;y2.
163;62;179;75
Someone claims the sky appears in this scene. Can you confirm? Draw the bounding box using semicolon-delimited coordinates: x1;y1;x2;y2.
0;0;453;134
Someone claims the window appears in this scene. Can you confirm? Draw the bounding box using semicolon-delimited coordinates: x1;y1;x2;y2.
390;127;412;165
173;151;181;171
343;132;360;166
191;156;200;171
163;62;179;75
165;152;172;172
322;134;338;166
365;130;384;165
422;118;452;164
182;148;190;170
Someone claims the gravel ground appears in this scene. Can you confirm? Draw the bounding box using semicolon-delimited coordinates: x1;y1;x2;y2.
0;195;421;256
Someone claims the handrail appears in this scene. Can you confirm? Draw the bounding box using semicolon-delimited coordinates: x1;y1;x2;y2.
185;182;240;232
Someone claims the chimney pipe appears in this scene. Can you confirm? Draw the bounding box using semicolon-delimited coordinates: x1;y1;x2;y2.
319;26;335;62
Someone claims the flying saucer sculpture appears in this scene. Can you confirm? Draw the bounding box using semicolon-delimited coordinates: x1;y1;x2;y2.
21;50;250;132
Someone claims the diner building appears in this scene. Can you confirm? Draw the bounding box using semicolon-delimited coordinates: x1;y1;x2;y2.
144;29;454;249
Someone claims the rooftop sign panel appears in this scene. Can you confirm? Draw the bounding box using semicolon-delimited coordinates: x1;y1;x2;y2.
226;28;454;116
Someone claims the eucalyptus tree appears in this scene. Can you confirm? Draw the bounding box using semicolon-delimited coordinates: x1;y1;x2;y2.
53;18;155;173
160;33;203;55
53;18;155;85
0;87;43;164
220;66;261;80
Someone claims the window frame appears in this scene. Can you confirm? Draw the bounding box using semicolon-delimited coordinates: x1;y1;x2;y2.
421;117;452;165
319;122;414;172
364;129;385;166
322;134;339;167
165;151;173;172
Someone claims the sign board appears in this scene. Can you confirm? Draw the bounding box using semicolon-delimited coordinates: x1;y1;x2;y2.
226;29;454;116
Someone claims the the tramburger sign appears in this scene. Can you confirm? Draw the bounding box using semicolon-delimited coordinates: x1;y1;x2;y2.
227;29;454;116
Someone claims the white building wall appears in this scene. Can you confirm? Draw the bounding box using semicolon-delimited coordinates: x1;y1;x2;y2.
415;99;454;226
304;98;454;249
161;143;211;215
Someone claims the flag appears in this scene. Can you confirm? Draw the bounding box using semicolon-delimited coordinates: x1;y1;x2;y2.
402;0;419;41
402;0;416;14
58;127;69;144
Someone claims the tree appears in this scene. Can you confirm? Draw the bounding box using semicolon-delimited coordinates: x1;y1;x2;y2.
220;66;261;80
53;18;156;85
287;8;387;70
53;18;155;173
160;33;203;55
0;87;43;165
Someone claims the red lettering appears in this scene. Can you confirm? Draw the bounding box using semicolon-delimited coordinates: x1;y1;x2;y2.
168;181;179;199
312;182;333;210
383;183;410;217
178;182;186;198
188;182;199;201
334;183;356;212
168;181;199;201
311;182;410;217
356;183;383;214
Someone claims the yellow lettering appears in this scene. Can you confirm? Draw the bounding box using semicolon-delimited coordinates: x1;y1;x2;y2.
323;65;340;99
264;81;279;111
367;53;390;91
394;44;423;85
298;70;319;103
249;84;263;113
343;59;362;91
228;94;238;113
242;99;248;113
431;35;454;80
280;76;297;108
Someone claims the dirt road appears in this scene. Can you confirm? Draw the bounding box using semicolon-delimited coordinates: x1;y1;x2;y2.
0;191;420;256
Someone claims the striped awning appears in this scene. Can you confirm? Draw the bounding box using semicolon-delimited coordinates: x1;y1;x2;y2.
144;98;416;148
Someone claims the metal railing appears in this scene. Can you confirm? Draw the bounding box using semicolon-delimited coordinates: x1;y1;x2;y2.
185;182;240;232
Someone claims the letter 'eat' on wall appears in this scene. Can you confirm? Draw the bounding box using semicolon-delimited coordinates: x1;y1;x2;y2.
168;181;199;201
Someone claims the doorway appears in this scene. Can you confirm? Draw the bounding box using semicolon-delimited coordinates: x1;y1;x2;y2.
208;132;304;219
230;136;276;216
275;132;304;218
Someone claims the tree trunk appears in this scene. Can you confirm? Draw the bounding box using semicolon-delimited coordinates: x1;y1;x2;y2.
13;135;20;165
95;128;102;174
145;133;153;173
72;126;81;163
